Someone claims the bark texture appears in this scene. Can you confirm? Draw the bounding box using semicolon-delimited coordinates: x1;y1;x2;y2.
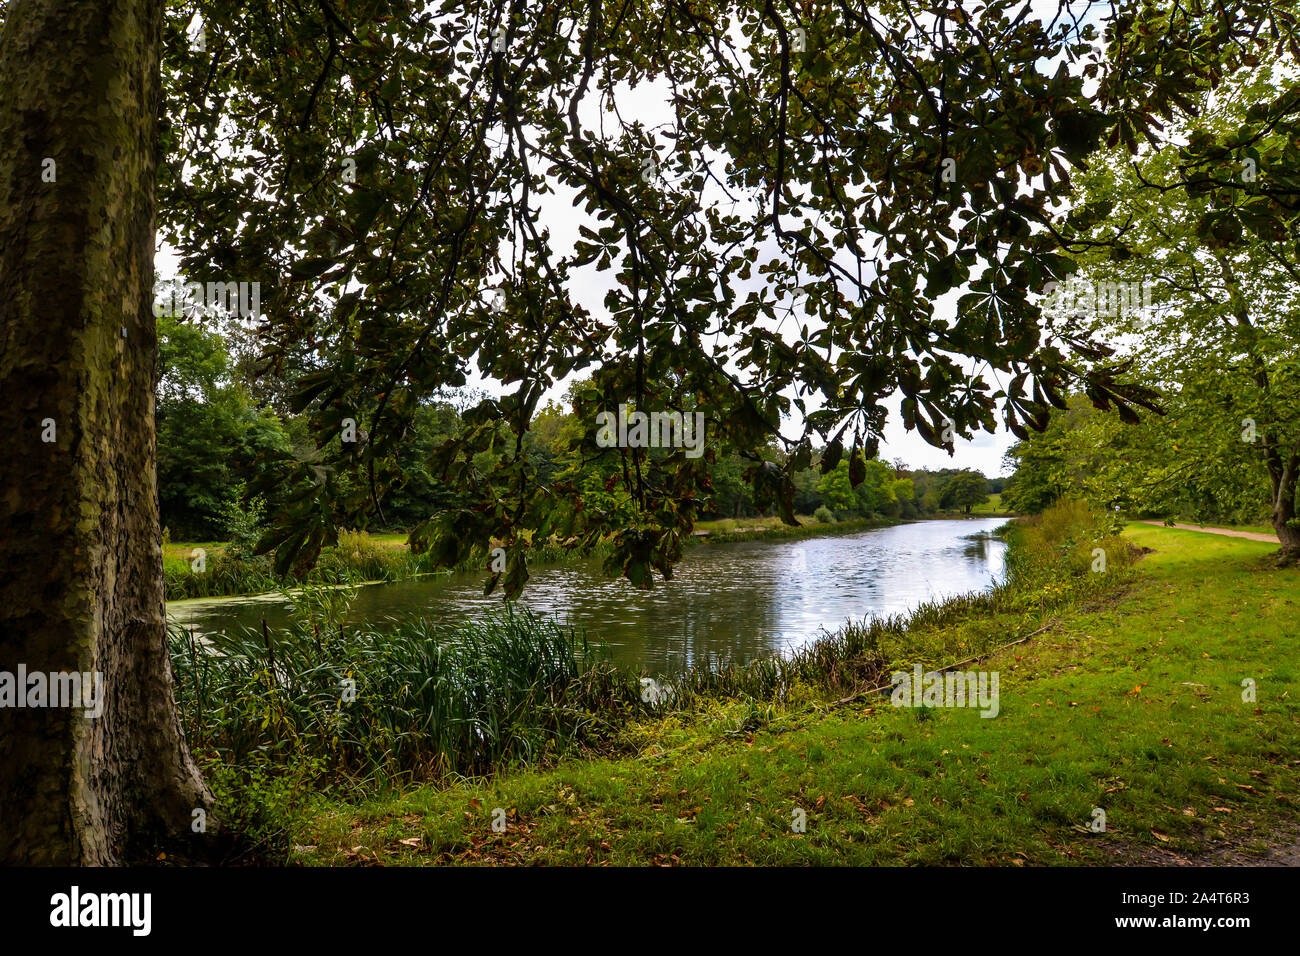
1271;460;1300;563
0;0;210;864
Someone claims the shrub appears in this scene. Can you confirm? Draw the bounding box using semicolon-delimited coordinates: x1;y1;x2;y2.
217;484;267;560
813;506;835;524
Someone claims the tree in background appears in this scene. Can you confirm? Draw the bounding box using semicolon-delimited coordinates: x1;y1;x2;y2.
156;311;294;539
1002;396;1107;514
816;457;895;518
940;471;991;514
1026;60;1296;549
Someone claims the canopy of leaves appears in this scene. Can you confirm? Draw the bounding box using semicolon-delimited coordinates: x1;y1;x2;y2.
158;0;1300;592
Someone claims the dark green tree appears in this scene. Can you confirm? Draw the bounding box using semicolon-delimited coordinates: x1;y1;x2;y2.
156;311;294;538
940;471;990;514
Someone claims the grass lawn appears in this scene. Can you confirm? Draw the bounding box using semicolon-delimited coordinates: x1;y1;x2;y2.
1144;519;1277;538
162;541;226;572
363;533;411;549
292;524;1299;865
971;492;1004;514
694;514;820;534
1213;523;1276;538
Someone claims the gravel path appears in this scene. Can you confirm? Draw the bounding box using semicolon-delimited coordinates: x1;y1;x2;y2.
1138;520;1278;543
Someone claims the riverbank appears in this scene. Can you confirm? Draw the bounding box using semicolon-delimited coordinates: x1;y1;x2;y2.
176;501;1291;864
257;518;1298;866
694;512;1014;544
693;513;901;543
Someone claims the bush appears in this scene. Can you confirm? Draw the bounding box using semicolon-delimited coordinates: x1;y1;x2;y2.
165;549;280;600
813;506;835;524
1000;499;1138;609
217;484;267;560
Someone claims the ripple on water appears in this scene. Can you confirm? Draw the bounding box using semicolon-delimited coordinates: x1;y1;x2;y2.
167;518;1008;674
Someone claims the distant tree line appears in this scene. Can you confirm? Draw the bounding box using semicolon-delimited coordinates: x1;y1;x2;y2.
157;312;997;541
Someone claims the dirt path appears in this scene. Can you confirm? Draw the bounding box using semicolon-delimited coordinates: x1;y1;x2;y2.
1109;828;1300;867
1138;520;1278;543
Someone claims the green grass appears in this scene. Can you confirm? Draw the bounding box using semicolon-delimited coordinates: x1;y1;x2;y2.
276;520;1298;866
1234;524;1277;536
1142;518;1278;538
694;515;821;534
165;530;469;600
971;492;1004;514
173;604;645;787
163;541;226;572
696;514;901;543
1197;522;1276;537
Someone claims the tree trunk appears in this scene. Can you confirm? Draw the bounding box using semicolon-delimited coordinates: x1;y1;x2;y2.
0;0;210;864
1270;455;1300;564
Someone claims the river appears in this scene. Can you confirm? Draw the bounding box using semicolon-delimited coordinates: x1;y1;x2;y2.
166;517;1007;674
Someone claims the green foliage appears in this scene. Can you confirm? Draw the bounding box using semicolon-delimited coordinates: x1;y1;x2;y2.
202;756;328;859
940;472;990;513
164;551;281;601
156;311;294;539
1006;58;1300;538
171;609;646;782
813;506;835;524
816;457;895;518
217;484;267;560
159;0;1212;594
1001;500;1137;606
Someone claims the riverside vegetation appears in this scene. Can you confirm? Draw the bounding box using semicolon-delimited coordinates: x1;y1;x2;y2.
173;500;1201;862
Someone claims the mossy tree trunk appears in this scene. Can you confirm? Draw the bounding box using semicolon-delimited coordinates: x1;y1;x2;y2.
0;0;210;864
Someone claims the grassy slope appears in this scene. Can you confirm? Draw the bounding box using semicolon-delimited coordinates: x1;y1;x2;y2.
294;525;1299;865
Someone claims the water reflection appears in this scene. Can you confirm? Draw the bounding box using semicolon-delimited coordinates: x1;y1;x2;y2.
168;518;1007;674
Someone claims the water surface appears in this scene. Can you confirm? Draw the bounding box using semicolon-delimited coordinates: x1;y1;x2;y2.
168;518;1007;673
